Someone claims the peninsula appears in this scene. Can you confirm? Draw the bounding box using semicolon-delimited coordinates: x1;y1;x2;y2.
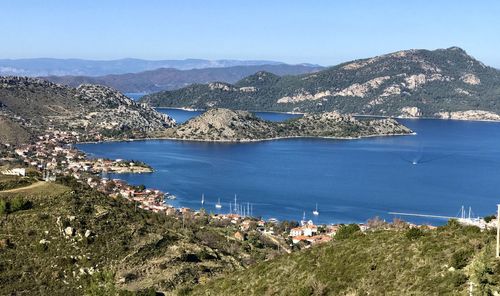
157;108;413;142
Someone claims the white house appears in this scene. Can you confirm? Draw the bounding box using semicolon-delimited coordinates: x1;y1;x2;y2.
1;168;26;177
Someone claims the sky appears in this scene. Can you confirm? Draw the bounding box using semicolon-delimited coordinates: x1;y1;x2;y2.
1;0;500;67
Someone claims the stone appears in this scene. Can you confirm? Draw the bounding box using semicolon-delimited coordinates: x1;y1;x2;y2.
64;227;74;236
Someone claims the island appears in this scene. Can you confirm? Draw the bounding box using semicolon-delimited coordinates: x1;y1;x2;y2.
156;108;413;142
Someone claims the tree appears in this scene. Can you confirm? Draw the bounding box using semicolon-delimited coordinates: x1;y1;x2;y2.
484;215;496;223
335;224;360;239
405;228;423;240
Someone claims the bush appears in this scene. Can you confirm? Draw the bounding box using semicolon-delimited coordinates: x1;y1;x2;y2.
446;219;461;229
462;225;481;234
0;200;6;215
9;197;31;212
450;249;473;269
85;271;117;296
484;215;496;223
449;271;468;287
405;228;424;240
335;224;360;239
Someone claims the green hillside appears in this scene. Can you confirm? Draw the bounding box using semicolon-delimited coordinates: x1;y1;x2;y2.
189;224;500;295
0;176;279;295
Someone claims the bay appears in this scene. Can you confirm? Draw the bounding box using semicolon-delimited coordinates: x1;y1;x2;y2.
77;112;500;225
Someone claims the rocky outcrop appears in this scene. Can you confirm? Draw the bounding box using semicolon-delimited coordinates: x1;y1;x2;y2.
277;90;332;103
460;74;481;85
434;110;500;121
333;76;390;98
161;108;412;142
399;107;422;118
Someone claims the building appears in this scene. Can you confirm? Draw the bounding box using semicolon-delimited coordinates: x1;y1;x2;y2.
292;235;308;244
1;168;26;176
290;223;318;237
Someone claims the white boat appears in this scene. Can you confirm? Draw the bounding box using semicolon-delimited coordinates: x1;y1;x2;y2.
201;193;205;206
215;198;222;209
313;203;319;216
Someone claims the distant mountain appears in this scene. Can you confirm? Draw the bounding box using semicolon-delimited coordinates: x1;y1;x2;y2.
0;77;174;143
141;47;500;120
42;64;324;93
0;58;320;77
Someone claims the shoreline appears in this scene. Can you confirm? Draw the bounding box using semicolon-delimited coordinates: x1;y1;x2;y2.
153;106;500;123
77;132;416;145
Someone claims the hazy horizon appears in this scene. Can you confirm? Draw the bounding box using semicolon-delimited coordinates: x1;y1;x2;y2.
2;1;499;67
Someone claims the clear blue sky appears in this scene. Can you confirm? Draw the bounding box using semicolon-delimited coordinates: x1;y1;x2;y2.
1;0;499;67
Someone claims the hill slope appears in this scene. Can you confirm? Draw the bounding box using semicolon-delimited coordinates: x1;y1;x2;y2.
159;108;412;141
0;77;175;142
190;225;500;295
43;64;323;93
0;115;31;145
141;47;500;120
0;177;279;295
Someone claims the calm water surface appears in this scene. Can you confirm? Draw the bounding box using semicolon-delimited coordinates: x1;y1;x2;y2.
78;111;500;225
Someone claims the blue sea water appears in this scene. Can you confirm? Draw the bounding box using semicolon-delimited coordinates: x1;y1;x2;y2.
78;111;500;225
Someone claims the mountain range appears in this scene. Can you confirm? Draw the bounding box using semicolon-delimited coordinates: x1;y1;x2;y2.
42;64;323;93
141;47;500;120
0;57;320;77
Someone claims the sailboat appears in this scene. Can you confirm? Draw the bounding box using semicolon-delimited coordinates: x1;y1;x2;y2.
201;193;205;206
215;198;222;209
313;203;319;216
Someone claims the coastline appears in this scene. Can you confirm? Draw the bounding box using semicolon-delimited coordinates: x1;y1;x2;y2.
77;131;417;145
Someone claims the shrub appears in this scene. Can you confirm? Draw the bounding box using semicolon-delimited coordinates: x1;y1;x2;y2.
405;228;424;240
335;224;360;239
484;215;496;223
446;219;461;229
84;271;117;296
0;200;6;215
449;271;468;287
462;225;481;234
450;249;473;269
9;197;31;212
